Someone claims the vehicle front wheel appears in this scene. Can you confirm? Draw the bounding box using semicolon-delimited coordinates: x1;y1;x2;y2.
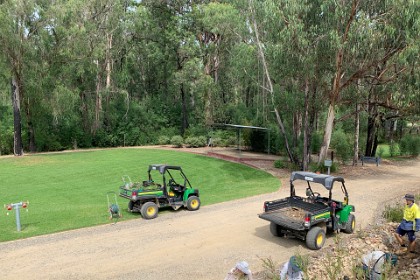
306;227;326;250
343;214;355;234
186;196;201;211
269;222;285;237
140;202;158;219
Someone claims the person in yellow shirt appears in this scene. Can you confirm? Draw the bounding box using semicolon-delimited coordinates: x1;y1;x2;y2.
395;194;420;254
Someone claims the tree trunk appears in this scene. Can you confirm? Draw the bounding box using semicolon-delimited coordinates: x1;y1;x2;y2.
302;79;310;171
318;103;336;164
11;77;23;156
180;84;189;135
23;95;36;152
93;60;102;135
352;102;360;165
249;0;297;164
204;62;213;126
317;0;359;165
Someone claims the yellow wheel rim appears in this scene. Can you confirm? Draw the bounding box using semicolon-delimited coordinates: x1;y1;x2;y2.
147;207;156;216
352;219;355;230
316;234;324;246
191;199;198;208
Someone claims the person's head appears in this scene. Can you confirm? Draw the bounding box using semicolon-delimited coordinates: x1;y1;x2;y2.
287;256;302;274
235;261;251;275
403;194;415;205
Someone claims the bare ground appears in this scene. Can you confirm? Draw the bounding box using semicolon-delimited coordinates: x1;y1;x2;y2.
1;147;419;280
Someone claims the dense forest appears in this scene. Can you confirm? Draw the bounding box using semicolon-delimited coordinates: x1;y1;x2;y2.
0;0;419;169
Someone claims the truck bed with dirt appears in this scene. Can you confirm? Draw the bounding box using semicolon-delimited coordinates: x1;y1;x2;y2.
258;196;330;231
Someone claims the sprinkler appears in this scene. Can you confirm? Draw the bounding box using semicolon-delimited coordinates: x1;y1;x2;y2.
5;201;29;232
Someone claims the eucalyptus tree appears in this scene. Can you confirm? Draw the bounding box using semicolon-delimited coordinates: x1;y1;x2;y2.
316;0;419;162
0;0;54;154
192;1;244;126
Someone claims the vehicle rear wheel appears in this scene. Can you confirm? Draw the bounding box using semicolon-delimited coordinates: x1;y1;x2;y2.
269;222;285;237
306;227;326;250
343;214;355;234
187;196;201;211
140;202;158;219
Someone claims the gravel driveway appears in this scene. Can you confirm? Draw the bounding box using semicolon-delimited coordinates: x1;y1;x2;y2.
1;150;419;280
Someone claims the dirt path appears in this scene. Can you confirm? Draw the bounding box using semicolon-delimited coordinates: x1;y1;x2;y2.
1;153;419;280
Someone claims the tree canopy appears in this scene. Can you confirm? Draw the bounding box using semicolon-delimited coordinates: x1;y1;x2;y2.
0;0;418;166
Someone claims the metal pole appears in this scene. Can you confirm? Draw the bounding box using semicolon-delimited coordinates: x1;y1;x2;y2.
15;204;21;231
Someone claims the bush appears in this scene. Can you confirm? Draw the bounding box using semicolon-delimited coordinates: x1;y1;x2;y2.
383;203;404;222
170;135;184;148
377;146;385;158
400;135;420;156
274;160;286;169
157;135;170;145
185;136;206;148
389;141;400;157
331;130;352;163
311;132;323;153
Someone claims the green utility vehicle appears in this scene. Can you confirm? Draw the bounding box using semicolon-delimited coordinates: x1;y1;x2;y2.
119;164;200;219
258;171;355;250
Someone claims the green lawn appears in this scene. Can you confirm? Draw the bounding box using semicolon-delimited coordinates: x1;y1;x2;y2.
0;148;279;242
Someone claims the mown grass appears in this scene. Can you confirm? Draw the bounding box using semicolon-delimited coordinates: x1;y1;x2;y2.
0;148;279;242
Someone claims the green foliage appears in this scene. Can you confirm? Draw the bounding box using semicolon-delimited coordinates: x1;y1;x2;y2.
389;141;400;157
184;136;206;148
0;148;279;241
377;146;385;157
331;130;352;164
310;162;338;174
310;131;323;154
157;135;170;145
0;0;418;159
170;135;184;148
400;135;420;156
383;203;404;222
258;256;280;280
274;160;286;169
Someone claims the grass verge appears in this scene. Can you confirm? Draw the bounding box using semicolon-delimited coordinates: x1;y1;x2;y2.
0;148;279;242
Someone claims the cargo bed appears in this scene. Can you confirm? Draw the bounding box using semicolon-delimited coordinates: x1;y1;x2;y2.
258;196;330;231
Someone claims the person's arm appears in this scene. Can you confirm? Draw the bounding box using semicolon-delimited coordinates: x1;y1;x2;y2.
279;262;288;280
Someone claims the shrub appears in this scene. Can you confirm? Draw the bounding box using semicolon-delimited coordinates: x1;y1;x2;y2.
389;141;400;157
310;131;323;153
170;135;184;148
400;135;420;156
377;146;385;158
184;136;206;148
383;203;404;222
209;137;222;147
157;135;170;145
274;160;286;169
331;130;352;163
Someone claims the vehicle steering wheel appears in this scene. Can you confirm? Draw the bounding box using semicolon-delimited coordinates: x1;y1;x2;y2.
312;192;321;197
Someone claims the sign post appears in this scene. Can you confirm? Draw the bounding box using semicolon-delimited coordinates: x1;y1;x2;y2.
324;160;333;175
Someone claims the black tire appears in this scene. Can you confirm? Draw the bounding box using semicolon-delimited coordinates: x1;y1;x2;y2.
269;222;285;237
128;201;134;212
186;196;201;211
306;227;326;250
343;214;355;234
140;202;158;219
